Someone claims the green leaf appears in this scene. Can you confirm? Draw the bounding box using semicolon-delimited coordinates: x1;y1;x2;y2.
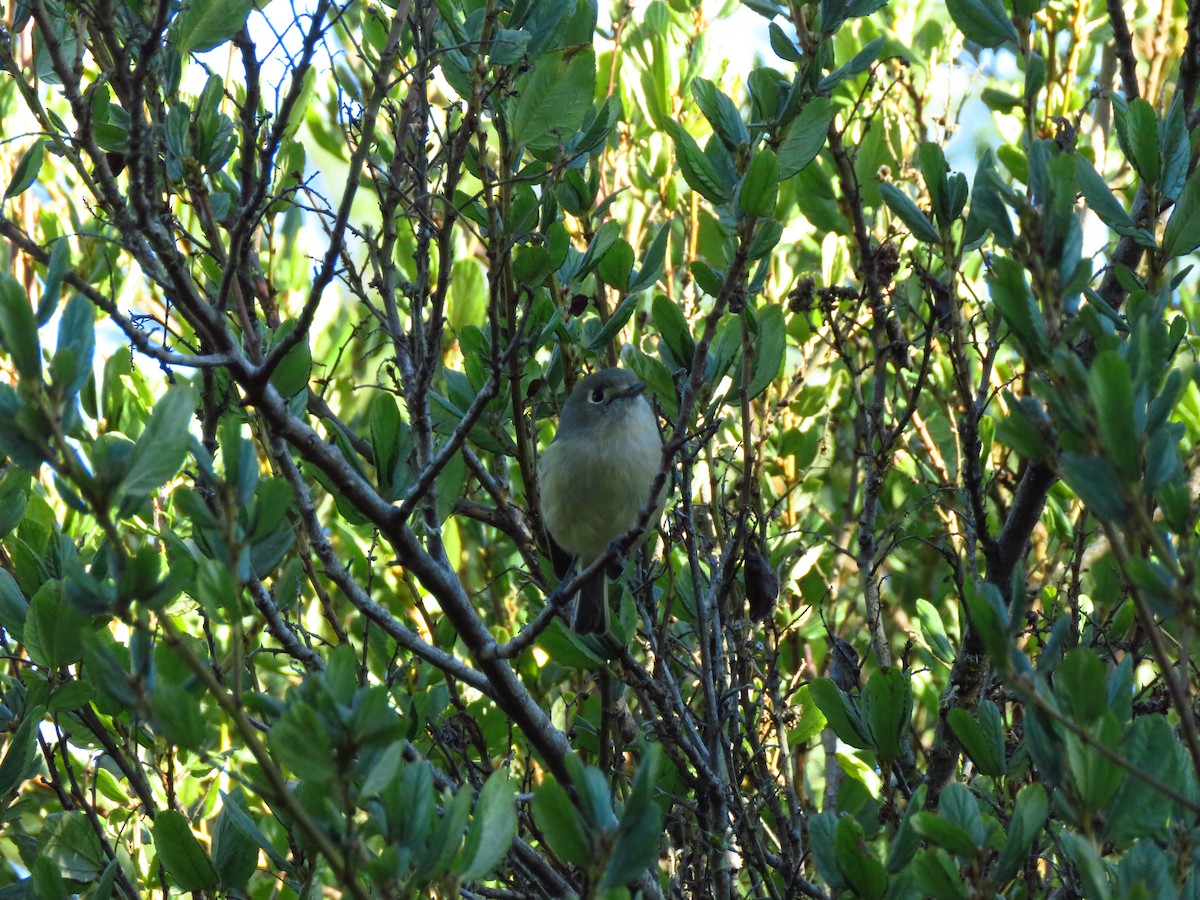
171;0;254;54
817;37;884;91
31;856;68;900
947;700;1005;777
458;769;518;881
532;776;592;866
1124;98;1161;189
421;787;473;877
988;256;1048;363
1059;452;1126;522
809;812;847;889
887;784;928;874
861;667;912;763
1075;157;1135;234
947;0;1019;48
4;139;45;201
652;293;696;369
575;219;623;284
879;182;941;243
912;847;970;899
24;580;89;669
744;304;787;400
1162;170;1200;259
993;783;1047;884
1087;351;1139;482
600;745;666;889
915;598;954;663
0;568;28;642
0;704;43;811
629;220;671;293
778;99;834;179
268;320;312;398
910;811;978;857
212;789;261;889
596;238;635;291
962;581;1010;665
836;815;888;899
37;237;70;326
0;272;42;381
1159;95;1189;201
738;149;779;218
510;49;597;151
808;677;872;749
52;294;95;401
692;78;749;152
665;120;732;205
939;782;988;848
1056;646;1109;725
153;810;219;892
586;294;640;350
150;682;207;750
120;385;195;501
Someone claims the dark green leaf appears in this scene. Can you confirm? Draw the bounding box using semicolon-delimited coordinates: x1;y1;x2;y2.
0;568;28;641
600;745;665;889
532;776;592;866
153;809;219;892
24;580;89;669
212;789;261;889
947;0;1019;48
768;22;801;61
596;238;635;291
1075;157;1135;234
1059;452;1126;522
988;256;1048;363
1162;170;1200;259
652;293;696;369
421;786;472;876
808;677;872;749
52;294;95;401
150;682;207;750
1124;98;1161;189
120;385;195;501
1159;95;1189;201
1088;351;1139;482
817;37;884;91
778;99;834;179
665;120;732;205
956;699;1004;776
738;149;779;218
745;304;786;400
629;220;671;293
0;272;42;381
993;783;1048;884
586;294;641;350
912;847;970;899
880;182;941;243
692;78;749;152
910;811;978;857
0;704;43;811
4;139;45;201
171;0;254;54
861;666;911;763
458;769;518;880
510;49;597;151
835;815;888;900
575;219;623;284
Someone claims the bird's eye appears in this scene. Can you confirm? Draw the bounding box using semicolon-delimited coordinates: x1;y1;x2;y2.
589;388;605;404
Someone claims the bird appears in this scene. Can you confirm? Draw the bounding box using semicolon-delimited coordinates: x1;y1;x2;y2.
538;368;663;634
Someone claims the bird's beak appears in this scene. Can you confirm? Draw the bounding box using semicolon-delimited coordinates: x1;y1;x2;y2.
614;381;648;401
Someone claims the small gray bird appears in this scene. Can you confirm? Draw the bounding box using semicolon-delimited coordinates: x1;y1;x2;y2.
538;368;663;634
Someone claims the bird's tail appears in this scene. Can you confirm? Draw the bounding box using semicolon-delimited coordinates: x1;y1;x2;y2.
572;571;608;635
